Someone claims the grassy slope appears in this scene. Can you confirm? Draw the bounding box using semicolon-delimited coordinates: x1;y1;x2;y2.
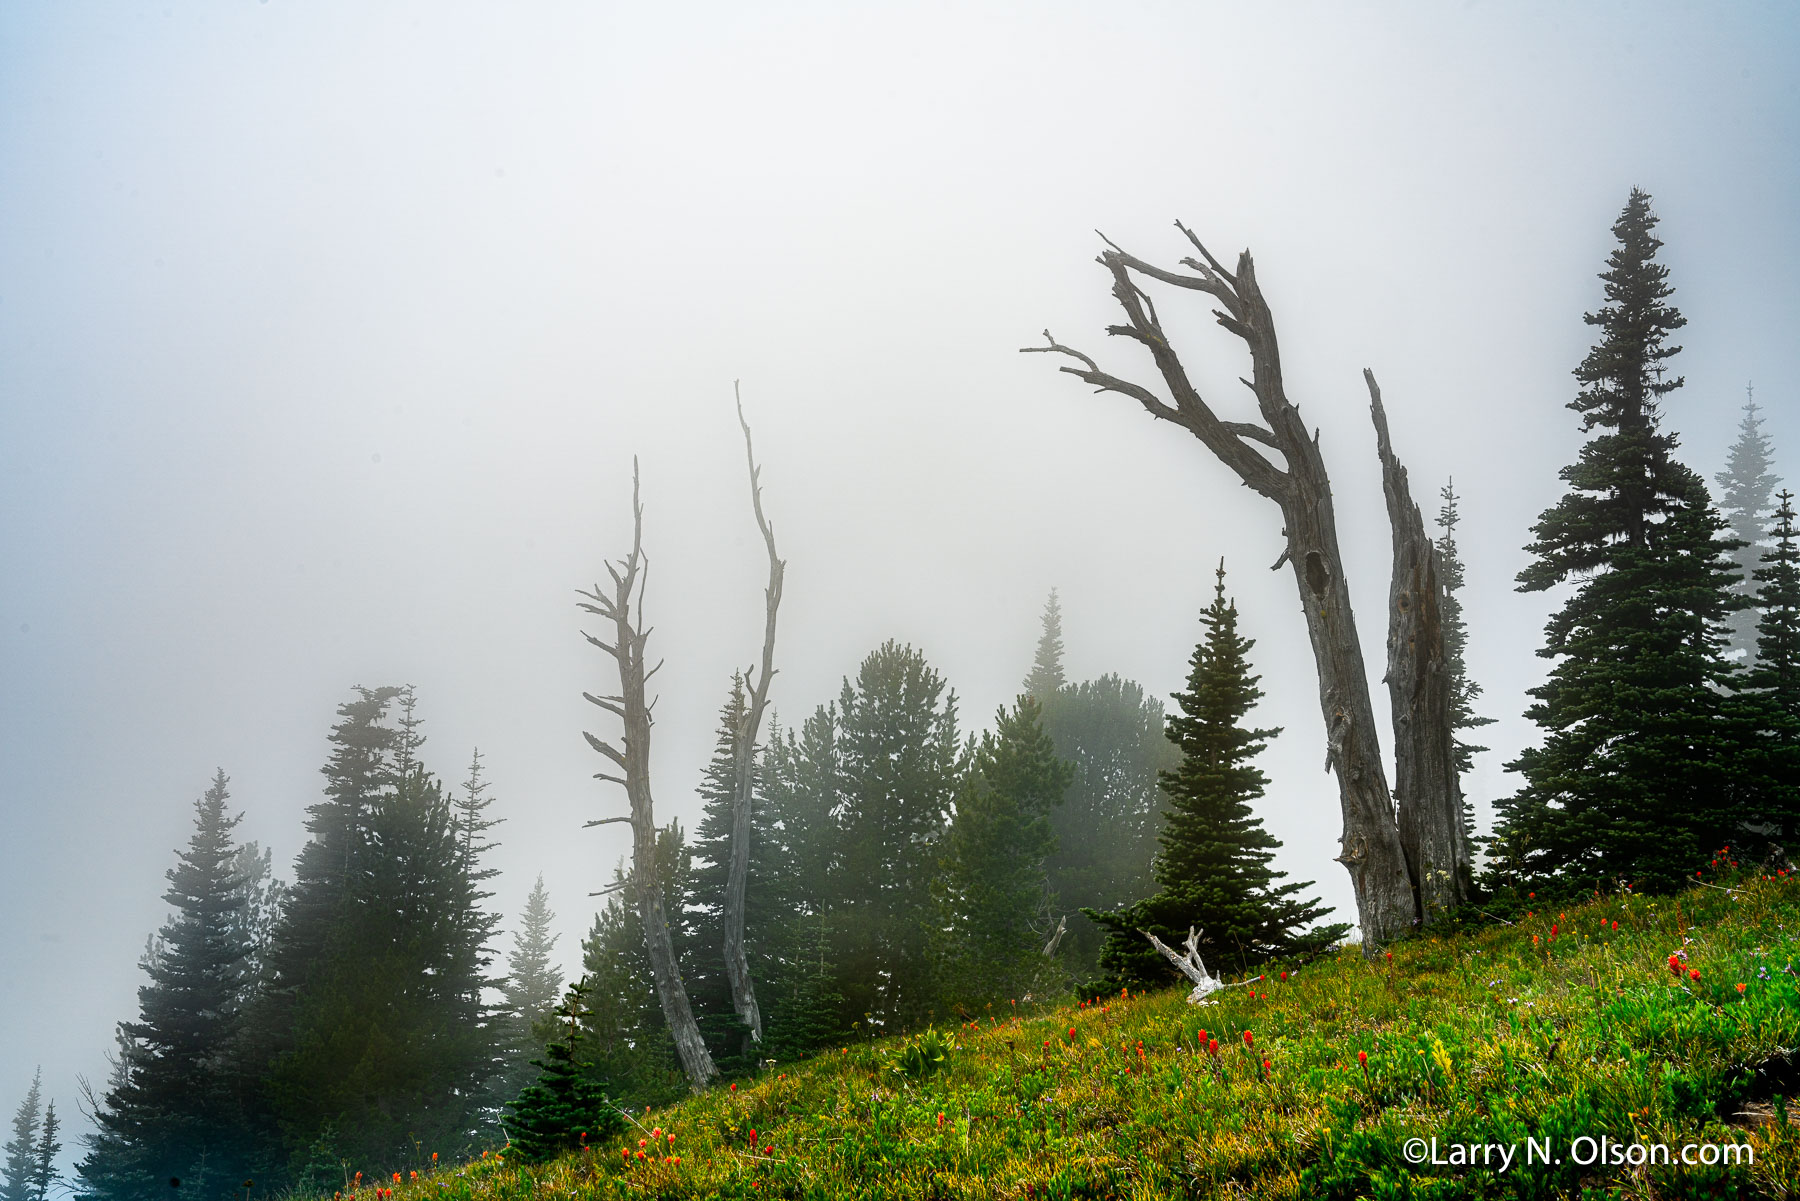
366;873;1800;1199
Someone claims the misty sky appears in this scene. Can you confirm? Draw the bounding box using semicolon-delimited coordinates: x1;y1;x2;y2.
3;0;1797;1172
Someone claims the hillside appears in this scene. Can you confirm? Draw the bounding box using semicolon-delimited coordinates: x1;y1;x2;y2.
330;872;1798;1199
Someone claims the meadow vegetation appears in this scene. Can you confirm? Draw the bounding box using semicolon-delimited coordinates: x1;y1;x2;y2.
307;870;1800;1200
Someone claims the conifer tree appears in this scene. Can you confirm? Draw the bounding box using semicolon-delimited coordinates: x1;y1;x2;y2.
1751;492;1800;716
1734;490;1800;851
3;1071;41;1201
687;677;788;1072
1717;385;1781;663
494;876;564;1112
1436;480;1495;840
1038;676;1178;979
262;690;500;1170
1089;565;1346;983
501;983;623;1164
27;1103;56;1201
763;912;845;1063
1022;590;1067;700
930;697;1072;1008
1490;190;1746;892
830;641;962;1029
576;824;696;1109
76;772;259;1199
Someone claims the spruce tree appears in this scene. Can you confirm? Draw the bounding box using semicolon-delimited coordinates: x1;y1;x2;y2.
1089;565;1347;984
1490;190;1746;893
3;1071;41;1201
76;771;258;1200
930;697;1072;1009
1022;590;1067;700
494;875;565;1106
501;983;623;1164
1436;480;1495;840
1716;385;1781;663
27;1104;57;1201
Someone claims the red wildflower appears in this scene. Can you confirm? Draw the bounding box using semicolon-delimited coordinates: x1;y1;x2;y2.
1689;969;1700;981
1243;1030;1254;1048
1737;983;1748;994
1358;1050;1368;1064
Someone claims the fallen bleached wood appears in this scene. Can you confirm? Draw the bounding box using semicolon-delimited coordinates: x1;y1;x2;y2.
1141;926;1264;1005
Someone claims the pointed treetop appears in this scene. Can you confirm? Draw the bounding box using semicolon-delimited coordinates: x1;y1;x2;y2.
1023;589;1066;699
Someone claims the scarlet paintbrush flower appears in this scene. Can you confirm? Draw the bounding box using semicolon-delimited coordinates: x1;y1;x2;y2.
730;1082;737;1091
1689;968;1700;981
1069;1027;1076;1039
1242;1030;1253;1047
1528;892;1534;899
749;1129;757;1144
1280;971;1288;981
1611;921;1618;931
1358;1050;1367;1064
937;1112;945;1126
1208;1039;1219;1054
1737;983;1748;993
1550;924;1557;937
667;1133;675;1145
763;1145;773;1155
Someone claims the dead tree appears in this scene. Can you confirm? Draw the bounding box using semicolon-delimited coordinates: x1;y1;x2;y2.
724;385;785;1045
578;459;718;1090
1023;224;1468;952
1369;371;1474;915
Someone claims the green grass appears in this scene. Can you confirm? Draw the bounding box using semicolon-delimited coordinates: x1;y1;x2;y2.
350;871;1800;1199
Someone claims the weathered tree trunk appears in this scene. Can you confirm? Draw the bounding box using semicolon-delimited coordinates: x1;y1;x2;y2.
1023;224;1450;952
578;461;718;1090
724;387;785;1046
1368;371;1473;918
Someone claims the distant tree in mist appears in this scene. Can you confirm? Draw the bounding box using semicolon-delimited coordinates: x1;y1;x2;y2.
75;771;259;1200
1039;672;1179;981
493;875;564;1113
1436;480;1494;842
1089;565;1345;985
1022;590;1067;700
1717;385;1781;663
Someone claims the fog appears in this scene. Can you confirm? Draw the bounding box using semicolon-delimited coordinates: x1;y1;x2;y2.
2;0;1796;1176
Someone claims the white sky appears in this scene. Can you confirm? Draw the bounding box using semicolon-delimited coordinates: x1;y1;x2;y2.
2;0;1796;1173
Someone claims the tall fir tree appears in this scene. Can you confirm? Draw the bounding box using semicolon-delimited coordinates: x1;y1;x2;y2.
76;771;259;1201
1490;190;1747;893
1436;480;1495;841
3;1071;41;1201
1038;676;1179;980
1022;590;1067;700
1716;385;1781;663
930;697;1073;1009
494;875;565;1107
1089;565;1346;984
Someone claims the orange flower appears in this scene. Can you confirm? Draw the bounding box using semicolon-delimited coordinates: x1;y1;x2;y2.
1737;983;1748;994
